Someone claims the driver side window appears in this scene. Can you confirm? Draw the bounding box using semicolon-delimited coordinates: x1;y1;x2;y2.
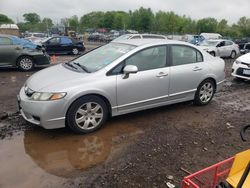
125;46;167;71
49;37;60;44
218;41;225;47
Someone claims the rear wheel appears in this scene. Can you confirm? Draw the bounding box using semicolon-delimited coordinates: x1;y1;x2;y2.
230;51;236;59
66;95;108;134
216;181;232;188
194;79;215;105
17;56;34;71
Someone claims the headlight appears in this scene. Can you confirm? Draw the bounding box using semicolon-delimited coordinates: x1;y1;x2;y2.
235;60;241;64
30;92;66;101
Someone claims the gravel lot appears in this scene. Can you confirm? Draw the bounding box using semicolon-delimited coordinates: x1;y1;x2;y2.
0;44;249;188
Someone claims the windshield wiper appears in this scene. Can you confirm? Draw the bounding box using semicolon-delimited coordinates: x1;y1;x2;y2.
72;62;90;73
65;62;77;70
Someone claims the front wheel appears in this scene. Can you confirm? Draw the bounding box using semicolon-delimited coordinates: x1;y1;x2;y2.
72;48;79;55
17;56;34;71
66;95;108;134
194;79;215;105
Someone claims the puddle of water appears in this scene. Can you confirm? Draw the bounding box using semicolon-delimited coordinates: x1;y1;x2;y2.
10;76;16;83
0;121;143;188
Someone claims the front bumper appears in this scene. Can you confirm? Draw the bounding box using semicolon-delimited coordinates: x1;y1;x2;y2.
18;87;67;129
232;63;250;80
33;53;50;65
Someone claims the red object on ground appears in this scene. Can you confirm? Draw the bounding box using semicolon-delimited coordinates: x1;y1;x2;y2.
182;157;235;188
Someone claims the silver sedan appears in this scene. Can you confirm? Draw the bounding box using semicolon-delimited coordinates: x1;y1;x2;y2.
18;40;225;133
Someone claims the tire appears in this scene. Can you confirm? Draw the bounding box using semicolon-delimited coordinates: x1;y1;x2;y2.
194;79;215;106
216;181;232;188
66;95;108;134
72;48;79;55
17;56;34;71
210;51;216;57
230;51;236;59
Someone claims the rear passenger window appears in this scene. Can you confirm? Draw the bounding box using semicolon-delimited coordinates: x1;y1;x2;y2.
0;37;12;45
171;45;203;66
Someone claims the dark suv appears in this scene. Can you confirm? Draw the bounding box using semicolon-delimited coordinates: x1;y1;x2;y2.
0;34;50;71
42;36;85;55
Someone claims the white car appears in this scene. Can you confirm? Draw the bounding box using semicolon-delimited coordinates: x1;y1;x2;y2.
199;39;240;58
232;53;250;80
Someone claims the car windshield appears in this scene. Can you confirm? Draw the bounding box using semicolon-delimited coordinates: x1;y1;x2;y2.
200;40;219;46
71;42;136;72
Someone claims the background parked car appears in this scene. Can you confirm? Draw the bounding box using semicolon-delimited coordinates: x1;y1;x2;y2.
199;39;240;58
113;34;167;41
240;42;250;54
232;53;250;81
25;32;47;45
0;34;50;71
234;38;250;51
42;36;85;55
190;35;205;45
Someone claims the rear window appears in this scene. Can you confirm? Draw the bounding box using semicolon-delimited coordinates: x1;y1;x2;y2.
142;35;165;39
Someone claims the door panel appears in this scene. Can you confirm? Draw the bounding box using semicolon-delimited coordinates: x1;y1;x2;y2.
116;67;170;112
116;45;170;112
169;62;207;99
46;37;61;54
169;45;207;100
0;45;20;66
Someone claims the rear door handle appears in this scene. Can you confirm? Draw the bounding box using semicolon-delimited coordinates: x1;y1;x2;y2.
156;72;168;77
193;66;202;71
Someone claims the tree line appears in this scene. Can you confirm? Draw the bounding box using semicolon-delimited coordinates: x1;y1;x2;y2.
0;7;250;37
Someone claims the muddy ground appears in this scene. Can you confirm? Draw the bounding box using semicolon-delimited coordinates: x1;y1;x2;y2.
0;44;249;188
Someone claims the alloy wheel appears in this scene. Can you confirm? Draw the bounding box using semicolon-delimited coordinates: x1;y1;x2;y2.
199;82;214;103
72;48;79;55
19;58;33;70
75;102;103;130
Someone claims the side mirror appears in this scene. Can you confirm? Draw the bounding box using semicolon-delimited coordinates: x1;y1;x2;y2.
123;65;138;75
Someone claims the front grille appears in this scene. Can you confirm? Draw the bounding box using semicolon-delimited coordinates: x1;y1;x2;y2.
241;62;250;67
236;68;250;77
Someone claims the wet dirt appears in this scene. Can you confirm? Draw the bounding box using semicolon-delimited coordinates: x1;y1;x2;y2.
0;52;250;187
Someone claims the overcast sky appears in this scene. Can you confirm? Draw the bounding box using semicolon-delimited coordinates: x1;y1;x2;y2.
0;0;249;24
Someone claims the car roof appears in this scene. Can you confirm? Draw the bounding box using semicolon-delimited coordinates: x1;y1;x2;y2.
0;34;15;38
111;39;191;47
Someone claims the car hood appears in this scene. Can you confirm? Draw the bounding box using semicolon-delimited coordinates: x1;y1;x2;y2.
26;64;89;92
237;53;250;64
199;45;216;51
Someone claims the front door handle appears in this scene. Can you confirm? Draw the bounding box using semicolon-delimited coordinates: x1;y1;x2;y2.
193;66;202;71
156;72;168;77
